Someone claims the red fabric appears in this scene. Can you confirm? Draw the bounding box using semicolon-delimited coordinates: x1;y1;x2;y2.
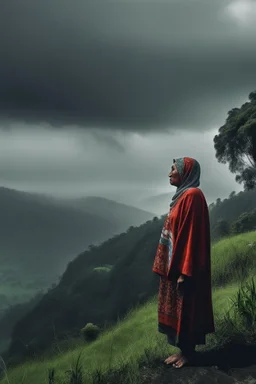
182;157;195;183
153;187;215;341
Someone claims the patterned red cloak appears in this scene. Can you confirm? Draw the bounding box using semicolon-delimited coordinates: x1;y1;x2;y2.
153;187;215;345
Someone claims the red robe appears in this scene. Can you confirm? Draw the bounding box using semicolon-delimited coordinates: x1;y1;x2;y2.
153;187;215;345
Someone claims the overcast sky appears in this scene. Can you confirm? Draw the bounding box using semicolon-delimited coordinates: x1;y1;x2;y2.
0;0;255;208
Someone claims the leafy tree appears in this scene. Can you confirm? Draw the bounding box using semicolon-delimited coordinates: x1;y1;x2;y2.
211;219;230;241
80;323;100;342
231;210;256;234
216;198;222;206
229;191;236;199
214;91;256;190
208;202;215;212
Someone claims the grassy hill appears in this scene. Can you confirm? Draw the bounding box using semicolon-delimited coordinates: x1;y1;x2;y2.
0;187;155;309
1;231;256;384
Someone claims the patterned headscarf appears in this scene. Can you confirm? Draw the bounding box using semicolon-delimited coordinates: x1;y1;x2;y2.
170;157;201;209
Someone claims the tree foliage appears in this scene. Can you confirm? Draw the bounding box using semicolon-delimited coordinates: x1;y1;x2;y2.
231;210;256;235
80;323;100;342
214;91;256;190
211;219;230;240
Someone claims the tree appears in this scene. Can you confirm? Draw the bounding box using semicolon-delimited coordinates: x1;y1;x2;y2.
211;219;230;240
231;210;256;234
208;202;215;212
80;323;100;342
214;91;256;190
216;198;222;206
229;191;236;199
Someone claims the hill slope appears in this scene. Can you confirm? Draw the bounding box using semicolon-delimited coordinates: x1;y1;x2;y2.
209;189;256;226
0;187;155;307
4;187;256;357
65;196;156;229
3;232;256;384
138;192;173;215
7;216;256;360
8;217;163;358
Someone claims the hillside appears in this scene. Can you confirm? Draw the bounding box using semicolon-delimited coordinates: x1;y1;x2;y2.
2;187;256;357
0;187;155;308
65;196;157;229
209;189;256;226
138;192;174;215
5;208;256;360
2;232;256;384
7;216;162;359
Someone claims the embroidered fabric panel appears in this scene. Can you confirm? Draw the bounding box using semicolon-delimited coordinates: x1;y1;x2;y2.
159;225;173;269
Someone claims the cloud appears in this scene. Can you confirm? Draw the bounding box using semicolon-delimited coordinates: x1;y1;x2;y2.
0;0;255;132
223;0;256;26
0;126;243;206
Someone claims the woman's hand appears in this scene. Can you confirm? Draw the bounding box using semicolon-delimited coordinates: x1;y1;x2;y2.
177;274;185;290
177;275;185;283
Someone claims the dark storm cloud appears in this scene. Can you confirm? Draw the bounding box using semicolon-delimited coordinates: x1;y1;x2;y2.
1;0;256;131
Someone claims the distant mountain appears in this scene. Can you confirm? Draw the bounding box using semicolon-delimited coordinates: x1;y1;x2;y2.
0;187;155;303
64;196;156;230
138;192;173;215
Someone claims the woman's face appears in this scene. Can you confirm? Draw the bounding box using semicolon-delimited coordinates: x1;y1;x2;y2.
168;163;182;187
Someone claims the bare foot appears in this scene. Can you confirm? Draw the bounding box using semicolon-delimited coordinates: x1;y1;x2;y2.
164;352;182;365
173;355;188;369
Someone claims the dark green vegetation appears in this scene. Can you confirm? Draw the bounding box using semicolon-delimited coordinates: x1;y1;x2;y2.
0;292;44;355
214;90;256;190
0;187;154;309
2;187;256;365
209;188;256;241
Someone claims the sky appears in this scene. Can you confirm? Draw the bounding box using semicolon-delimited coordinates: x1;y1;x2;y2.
0;0;255;209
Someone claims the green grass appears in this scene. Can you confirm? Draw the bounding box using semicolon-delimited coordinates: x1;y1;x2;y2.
1;231;256;384
211;231;256;286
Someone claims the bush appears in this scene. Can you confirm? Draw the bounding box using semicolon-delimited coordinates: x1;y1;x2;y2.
217;278;256;345
80;323;100;342
231;210;256;235
231;278;256;330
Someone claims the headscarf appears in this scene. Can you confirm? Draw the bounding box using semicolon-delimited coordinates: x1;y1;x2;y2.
170;157;201;209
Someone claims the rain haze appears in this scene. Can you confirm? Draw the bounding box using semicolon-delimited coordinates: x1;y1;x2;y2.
1;0;256;212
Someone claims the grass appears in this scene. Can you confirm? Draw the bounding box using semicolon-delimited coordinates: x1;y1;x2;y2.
211;231;256;286
1;231;256;384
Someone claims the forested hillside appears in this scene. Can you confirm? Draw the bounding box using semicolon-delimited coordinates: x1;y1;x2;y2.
6;187;256;361
209;189;256;240
7;217;162;360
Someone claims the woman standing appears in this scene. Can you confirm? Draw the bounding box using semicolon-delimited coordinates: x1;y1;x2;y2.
152;157;215;369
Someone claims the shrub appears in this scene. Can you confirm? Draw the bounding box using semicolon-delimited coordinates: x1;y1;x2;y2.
217;278;256;345
80;323;100;342
231;277;256;330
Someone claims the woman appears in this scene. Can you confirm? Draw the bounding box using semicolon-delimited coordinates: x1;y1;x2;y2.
152;157;215;369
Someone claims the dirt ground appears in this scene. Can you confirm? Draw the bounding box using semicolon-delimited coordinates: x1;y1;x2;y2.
141;343;256;384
